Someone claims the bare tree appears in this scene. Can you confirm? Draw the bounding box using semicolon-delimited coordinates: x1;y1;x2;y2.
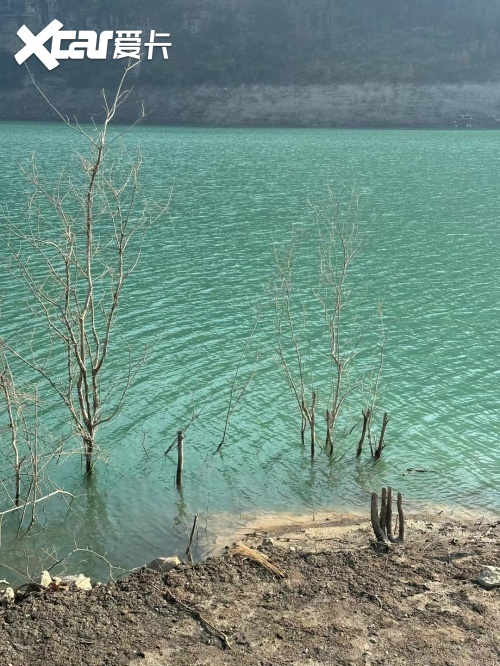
314;188;364;455
274;186;393;462
0;357;23;509
216;311;261;454
275;189;370;458
357;309;392;458
1;64;168;474
0;347;73;528
274;243;318;457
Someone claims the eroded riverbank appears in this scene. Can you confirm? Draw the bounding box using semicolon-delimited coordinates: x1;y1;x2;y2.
2;509;499;665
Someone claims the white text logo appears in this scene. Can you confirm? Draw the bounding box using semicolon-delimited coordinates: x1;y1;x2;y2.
15;20;172;70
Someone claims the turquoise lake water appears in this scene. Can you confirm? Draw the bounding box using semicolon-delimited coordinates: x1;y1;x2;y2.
0;124;499;581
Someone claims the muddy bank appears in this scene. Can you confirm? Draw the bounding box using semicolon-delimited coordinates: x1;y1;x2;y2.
3;83;500;127
1;510;499;665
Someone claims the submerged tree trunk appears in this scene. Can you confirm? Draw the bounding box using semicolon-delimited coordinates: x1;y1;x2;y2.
374;412;390;459
310;410;316;458
356;408;371;458
301;401;306;446
176;430;184;489
309;391;317;459
84;434;94;475
325;409;333;455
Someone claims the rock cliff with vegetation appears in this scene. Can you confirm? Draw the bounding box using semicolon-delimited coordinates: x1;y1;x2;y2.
1;0;500;126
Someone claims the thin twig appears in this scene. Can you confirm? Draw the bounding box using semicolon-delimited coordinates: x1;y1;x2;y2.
163;585;232;650
186;513;199;558
0;490;74;517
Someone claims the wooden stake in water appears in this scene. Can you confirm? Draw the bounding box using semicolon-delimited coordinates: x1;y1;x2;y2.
176;430;184;488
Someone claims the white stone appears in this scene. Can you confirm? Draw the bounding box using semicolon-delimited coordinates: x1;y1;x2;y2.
0;587;14;603
146;556;181;573
34;571;52;588
73;574;92;591
477;566;500;590
59;574;92;591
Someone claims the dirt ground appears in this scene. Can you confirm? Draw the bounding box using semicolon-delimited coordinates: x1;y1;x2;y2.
1;510;499;666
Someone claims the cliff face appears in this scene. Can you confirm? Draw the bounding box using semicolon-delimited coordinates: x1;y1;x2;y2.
2;1;500;125
1;81;499;129
0;1;39;53
3;0;500;87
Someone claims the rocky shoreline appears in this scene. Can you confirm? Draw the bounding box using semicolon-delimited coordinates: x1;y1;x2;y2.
1;510;499;665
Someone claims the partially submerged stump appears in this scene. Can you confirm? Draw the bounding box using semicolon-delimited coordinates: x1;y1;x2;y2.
371;487;404;544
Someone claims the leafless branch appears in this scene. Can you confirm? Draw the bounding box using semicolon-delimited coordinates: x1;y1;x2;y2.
216;310;261;453
1;65;169;476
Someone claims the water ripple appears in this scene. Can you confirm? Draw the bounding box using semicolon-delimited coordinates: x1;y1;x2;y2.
0;124;499;582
